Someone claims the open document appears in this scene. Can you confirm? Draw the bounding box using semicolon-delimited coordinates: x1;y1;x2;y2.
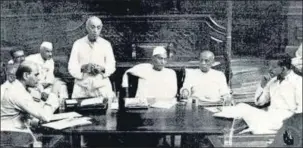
42;117;92;130
213;106;243;118
80;97;104;107
50;112;82;121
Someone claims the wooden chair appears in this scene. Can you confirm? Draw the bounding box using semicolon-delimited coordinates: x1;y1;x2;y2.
1;131;35;147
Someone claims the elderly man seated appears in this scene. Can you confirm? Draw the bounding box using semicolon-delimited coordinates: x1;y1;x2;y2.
25;41;68;103
122;46;177;101
179;50;231;104
1;61;59;139
231;54;302;134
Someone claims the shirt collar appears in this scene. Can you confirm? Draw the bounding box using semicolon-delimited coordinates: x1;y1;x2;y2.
13;80;27;91
85;35;101;44
274;70;295;83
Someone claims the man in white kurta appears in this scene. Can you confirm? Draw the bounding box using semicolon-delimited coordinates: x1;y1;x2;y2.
235;55;302;134
68;16;116;99
26;42;68;101
1;61;59;134
121;46;177;101
180;50;230;103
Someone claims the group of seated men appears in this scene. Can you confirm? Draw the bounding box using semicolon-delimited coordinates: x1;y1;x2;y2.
0;15;302;146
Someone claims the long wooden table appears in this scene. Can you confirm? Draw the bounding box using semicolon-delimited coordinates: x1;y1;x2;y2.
40;102;233;147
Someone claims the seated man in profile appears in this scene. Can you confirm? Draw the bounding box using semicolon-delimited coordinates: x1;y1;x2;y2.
234;54;302;134
179;50;231;103
122;46;178;101
1;61;59;135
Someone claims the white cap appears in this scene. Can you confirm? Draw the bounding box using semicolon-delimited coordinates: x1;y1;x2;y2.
40;41;53;49
152;46;167;56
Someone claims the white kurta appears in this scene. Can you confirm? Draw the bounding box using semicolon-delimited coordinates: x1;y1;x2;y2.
122;63;177;100
181;68;230;102
1;81;14;101
68;36;116;99
1;80;59;132
239;70;302;134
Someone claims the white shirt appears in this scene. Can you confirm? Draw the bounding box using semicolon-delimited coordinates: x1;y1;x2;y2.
292;43;302;70
68;36;116;95
25;53;55;85
1;80;59;131
122;63;177;99
255;71;302;113
1;81;14;101
181;68;230;102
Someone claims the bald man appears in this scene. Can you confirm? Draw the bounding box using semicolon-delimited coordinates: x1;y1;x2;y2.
122;46;177;100
68;16;116;99
1;61;59;133
180;50;231;103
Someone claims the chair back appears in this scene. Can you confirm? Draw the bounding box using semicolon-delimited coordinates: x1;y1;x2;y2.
1;131;34;147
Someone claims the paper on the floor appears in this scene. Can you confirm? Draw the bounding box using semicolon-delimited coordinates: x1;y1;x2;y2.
42;117;92;130
150;101;177;109
204;107;222;113
50;112;82;121
213;106;243;118
80;97;104;107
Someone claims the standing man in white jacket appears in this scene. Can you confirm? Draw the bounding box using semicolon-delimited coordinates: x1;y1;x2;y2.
68;16;116;99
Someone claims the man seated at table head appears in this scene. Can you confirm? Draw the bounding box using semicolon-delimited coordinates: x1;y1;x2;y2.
8;48;25;64
1;61;59;132
235;54;302;134
122;46;177;100
68;16;116;100
1;63;19;101
179;50;231;103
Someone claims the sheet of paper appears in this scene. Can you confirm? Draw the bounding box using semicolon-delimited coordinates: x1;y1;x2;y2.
204;107;222;113
150;101;177;109
80;97;104;107
213;106;243;118
42;117;92;130
50;112;82;121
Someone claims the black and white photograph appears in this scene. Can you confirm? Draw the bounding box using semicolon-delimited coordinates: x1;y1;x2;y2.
0;0;302;147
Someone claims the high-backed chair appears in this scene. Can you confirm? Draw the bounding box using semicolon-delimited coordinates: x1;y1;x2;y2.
0;131;35;147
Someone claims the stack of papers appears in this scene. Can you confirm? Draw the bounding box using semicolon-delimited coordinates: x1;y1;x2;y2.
125;98;148;108
42;117;92;130
50;112;82;121
80;97;104;107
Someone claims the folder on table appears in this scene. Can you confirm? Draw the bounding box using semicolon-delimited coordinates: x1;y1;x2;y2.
42;117;92;130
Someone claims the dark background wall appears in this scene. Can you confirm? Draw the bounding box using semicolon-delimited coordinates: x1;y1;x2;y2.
1;0;302;70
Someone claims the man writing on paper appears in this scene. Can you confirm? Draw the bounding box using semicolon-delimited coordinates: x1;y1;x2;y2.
68;16;116;100
1;61;59;133
235;54;302;134
179;50;231;104
122;46;177;101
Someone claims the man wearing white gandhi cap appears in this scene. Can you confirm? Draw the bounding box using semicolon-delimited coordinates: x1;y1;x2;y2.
25;41;68;102
122;46;177;100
